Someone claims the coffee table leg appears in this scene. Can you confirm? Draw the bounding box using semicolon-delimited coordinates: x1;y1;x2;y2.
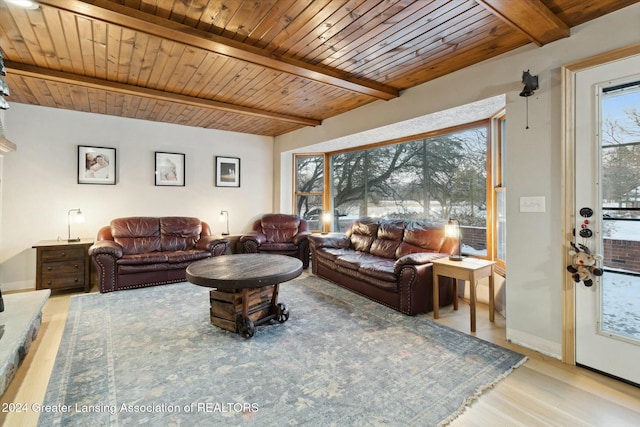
236;284;289;338
242;287;249;319
238;317;255;338
238;288;255;339
272;283;279;306
272;283;289;323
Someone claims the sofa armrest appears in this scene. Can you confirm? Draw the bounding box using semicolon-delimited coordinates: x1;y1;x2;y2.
196;235;229;253
308;234;350;250
89;241;123;293
88;240;123;258
240;231;266;254
292;230;311;245
393;252;448;274
239;231;267;245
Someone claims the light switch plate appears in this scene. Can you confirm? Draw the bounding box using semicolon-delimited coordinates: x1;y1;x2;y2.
520;196;545;212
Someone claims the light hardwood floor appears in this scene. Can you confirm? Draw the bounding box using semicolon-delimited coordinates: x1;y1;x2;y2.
2;283;640;427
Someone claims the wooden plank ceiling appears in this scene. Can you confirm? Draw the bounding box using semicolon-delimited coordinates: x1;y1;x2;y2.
0;0;636;136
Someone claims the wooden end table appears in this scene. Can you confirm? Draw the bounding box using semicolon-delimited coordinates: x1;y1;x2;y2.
186;254;303;338
432;257;495;332
32;239;93;293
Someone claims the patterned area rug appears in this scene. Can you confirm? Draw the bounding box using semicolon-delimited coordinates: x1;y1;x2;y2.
39;274;526;426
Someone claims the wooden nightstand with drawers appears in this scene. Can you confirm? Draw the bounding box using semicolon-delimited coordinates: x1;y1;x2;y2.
32;239;93;292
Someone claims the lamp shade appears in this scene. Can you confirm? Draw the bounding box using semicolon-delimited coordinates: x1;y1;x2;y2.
74;210;85;224
219;210;230;235
445;218;463;261
67;208;84;242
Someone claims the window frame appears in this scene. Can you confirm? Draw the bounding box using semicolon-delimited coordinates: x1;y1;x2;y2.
492;112;507;274
293;117;505;264
292;153;325;231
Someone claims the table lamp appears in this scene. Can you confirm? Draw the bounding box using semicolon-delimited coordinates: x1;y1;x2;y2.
445;218;463;261
67;208;84;242
220;210;230;235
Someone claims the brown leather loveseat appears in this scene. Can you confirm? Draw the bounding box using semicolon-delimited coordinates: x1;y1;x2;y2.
89;217;228;292
308;217;458;315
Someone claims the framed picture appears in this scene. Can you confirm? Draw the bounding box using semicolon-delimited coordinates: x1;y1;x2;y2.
155;152;185;186
78;145;116;185
215;156;240;187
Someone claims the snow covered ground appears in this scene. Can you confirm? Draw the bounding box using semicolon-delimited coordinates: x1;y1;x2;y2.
604;220;640;241
600;218;640;341
602;272;640;341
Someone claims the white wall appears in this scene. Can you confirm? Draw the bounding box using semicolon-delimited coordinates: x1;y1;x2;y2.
274;4;640;358
0;104;273;291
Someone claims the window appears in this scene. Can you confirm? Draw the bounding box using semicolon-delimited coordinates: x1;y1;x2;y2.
293;154;325;231
293;114;509;261
493;114;507;272
329;122;489;255
599;79;640;341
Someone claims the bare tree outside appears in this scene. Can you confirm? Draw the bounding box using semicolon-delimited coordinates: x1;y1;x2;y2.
295;155;324;230
602;106;640;210
293;125;490;252
330;126;488;243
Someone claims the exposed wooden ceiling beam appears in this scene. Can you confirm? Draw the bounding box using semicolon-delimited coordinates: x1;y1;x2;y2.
36;0;400;101
476;0;570;47
6;61;322;127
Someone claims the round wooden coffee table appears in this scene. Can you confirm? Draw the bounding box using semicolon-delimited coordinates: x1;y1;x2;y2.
186;254;303;338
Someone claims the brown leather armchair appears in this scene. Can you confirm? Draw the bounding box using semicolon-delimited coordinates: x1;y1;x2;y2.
240;214;311;268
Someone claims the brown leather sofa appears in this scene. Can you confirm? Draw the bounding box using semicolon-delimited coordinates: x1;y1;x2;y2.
308;217;458;315
240;213;312;268
89;217;228;293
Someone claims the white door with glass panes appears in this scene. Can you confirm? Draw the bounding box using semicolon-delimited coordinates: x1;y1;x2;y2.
574;54;640;385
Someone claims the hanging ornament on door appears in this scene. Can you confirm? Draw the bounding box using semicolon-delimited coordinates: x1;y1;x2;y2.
579;220;593;238
567;242;603;287
578;206;594;239
567;207;603;287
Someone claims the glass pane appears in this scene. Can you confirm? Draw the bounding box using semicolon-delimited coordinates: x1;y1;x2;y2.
600;82;640;342
296;155;324;192
331;151;366;232
601;272;640;341
330;126;488;250
297;195;323;231
500;118;506;186
365;143;425;220
496;189;506;261
437;128;487;256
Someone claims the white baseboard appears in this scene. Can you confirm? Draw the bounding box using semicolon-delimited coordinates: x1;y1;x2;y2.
1;280;35;293
506;328;562;359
